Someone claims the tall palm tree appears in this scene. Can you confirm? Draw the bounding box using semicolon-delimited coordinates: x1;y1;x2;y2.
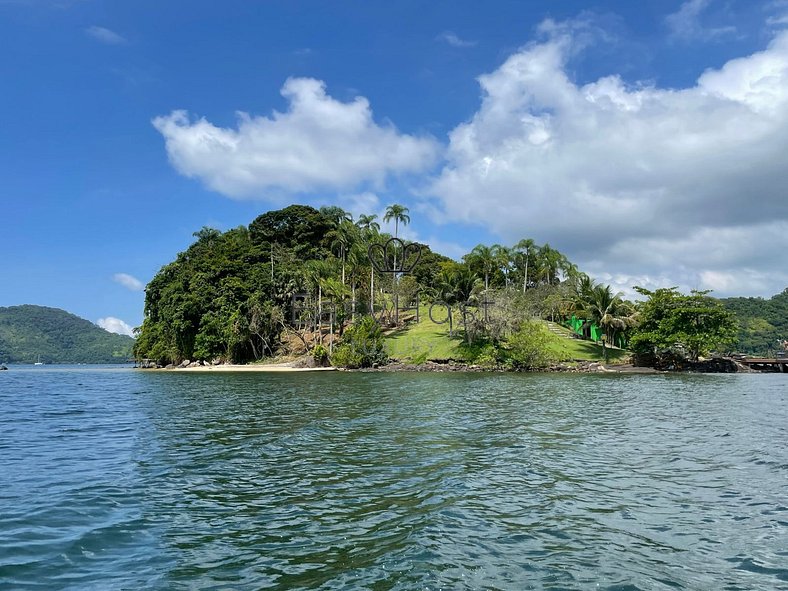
325;219;358;285
491;244;513;287
304;259;337;344
536;243;565;286
465;244;496;291
514;238;536;293
383;204;410;239
383;204;411;280
346;244;368;319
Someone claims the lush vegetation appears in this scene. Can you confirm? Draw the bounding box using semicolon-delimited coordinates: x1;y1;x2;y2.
330;316;388;369
630;288;739;366
0;305;134;364
134;203;766;370
721;289;788;355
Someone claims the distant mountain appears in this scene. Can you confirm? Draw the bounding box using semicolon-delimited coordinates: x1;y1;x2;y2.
0;305;134;364
721;288;788;356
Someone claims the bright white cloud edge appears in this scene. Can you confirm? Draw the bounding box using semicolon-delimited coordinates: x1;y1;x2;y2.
153;78;440;198
97;317;135;337
428;23;788;298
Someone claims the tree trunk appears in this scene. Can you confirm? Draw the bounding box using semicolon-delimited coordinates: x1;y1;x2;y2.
318;285;323;344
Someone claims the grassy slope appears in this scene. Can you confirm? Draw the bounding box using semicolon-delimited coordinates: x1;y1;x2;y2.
384;306;628;364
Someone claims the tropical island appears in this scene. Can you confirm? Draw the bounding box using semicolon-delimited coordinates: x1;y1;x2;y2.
133;204;787;373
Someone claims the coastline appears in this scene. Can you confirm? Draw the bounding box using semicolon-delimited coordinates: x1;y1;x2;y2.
140;356;756;374
171;364;337;372
159;360;659;374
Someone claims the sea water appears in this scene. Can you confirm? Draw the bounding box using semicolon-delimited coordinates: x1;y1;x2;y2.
1;366;787;590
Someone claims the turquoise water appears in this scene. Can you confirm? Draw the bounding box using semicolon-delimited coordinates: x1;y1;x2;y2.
1;366;787;590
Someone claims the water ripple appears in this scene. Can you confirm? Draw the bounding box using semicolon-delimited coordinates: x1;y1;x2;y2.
1;368;787;589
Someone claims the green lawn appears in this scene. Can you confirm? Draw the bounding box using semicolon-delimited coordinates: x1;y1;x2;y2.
384;306;463;361
384;306;629;364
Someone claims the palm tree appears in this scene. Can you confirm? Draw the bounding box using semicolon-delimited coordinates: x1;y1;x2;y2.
304;259;337;344
436;265;480;340
347;243;372;320
383;204;411;281
536;243;566;286
319;205;352;226
514;238;536;293
325;219;358;285
491;244;513;287
356;214;380;233
354;217;380;315
465;244;497;291
320;277;350;350
577;284;637;347
383;204;410;239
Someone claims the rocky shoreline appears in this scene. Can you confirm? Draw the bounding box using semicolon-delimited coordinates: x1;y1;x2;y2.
136;356;759;374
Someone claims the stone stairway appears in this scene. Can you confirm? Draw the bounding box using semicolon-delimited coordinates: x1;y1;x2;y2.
546;321;575;339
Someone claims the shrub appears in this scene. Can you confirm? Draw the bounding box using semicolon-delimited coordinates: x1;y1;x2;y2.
458;340;505;368
504;320;560;370
311;344;329;366
330;316;388;369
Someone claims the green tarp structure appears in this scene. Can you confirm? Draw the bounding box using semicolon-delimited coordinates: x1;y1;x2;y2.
566;315;627;348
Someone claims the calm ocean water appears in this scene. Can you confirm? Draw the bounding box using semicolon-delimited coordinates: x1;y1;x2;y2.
1;365;787;590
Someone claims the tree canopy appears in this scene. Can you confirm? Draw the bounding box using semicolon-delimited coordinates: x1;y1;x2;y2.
630;287;739;364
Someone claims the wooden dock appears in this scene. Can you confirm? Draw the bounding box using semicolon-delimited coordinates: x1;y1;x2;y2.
738;357;788;372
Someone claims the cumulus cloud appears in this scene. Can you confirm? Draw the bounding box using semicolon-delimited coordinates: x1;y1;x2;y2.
665;0;737;41
153;78;440;198
97;317;135;337
85;25;127;45
437;31;477;48
113;273;144;291
428;25;788;297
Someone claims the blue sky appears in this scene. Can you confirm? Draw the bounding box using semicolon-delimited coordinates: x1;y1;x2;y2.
2;0;788;335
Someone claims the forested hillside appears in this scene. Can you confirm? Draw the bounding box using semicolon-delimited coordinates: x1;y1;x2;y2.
134;203;751;368
721;289;788;355
0;305;134;364
134;205;452;364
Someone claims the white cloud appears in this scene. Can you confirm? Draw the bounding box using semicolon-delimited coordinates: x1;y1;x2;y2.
437;31;477;48
113;273;144;291
428;25;788;297
85;25;127;45
665;0;737;41
97;317;135;337
338;192;381;220
153;78;441;198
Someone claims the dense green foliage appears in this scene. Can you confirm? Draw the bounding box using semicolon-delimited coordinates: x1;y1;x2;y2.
504;320;563;370
136;202;768;370
0;305;134;364
134;204;481;365
630;288;739;364
135;205;331;365
331;316;388;368
721;289;788;355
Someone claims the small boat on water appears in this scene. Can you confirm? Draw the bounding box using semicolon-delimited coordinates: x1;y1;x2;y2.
34;355;44;366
